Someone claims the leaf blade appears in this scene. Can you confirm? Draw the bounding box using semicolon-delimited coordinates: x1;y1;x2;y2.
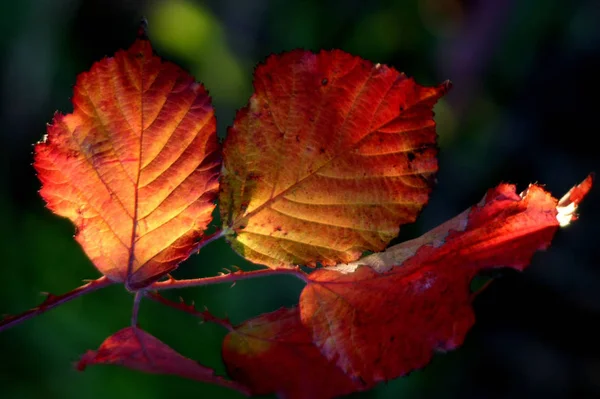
221;49;449;268
34;38;220;288
222;307;365;399
299;175;593;384
78;327;248;394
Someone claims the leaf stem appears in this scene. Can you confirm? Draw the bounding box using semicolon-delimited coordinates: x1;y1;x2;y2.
131;290;143;327
0;276;114;333
191;228;227;254
145;292;234;331
148;267;309;291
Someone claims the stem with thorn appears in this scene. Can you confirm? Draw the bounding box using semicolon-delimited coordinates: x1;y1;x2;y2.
146;292;234;331
148;266;309;291
0;276;114;332
0;230;310;333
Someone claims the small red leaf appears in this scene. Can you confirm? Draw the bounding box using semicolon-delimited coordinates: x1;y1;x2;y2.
299;175;592;384
78;327;248;394
222;307;365;399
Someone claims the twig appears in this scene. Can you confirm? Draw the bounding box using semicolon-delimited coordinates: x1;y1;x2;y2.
191;229;227;254
145;292;234;331
148;266;309;291
131;290;143;327
125;229;227;291
0;276;114;333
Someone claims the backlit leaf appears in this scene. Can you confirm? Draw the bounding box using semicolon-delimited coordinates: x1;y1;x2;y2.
34;38;220;288
299;175;592;384
222;307;365;399
220;50;450;268
78;327;248;393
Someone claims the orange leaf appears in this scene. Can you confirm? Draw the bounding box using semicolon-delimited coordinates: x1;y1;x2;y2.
222;307;365;399
34;38;220;288
299;175;592;384
220;50;450;268
78;327;248;393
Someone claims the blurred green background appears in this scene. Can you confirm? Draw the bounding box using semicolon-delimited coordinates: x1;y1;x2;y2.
0;0;598;398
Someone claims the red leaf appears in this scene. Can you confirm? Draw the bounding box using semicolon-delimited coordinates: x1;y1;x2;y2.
222;307;365;399
299;175;592;384
34;38;220;288
220;49;449;268
78;327;248;394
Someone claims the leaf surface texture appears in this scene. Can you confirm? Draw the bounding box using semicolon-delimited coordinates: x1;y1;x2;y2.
220;50;449;268
298;176;592;384
35;39;220;288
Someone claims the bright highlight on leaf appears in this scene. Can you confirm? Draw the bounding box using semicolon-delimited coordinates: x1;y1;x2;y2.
34;37;220;288
78;327;248;393
220;49;450;268
556;174;593;226
296;175;593;384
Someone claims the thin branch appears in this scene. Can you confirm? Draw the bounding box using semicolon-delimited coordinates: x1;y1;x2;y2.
146;292;234;331
191;228;227;254
148;267;309;291
125;229;228;291
0;276;114;333
131;290;143;327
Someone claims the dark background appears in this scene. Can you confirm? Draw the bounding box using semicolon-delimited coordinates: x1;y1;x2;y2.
0;0;598;398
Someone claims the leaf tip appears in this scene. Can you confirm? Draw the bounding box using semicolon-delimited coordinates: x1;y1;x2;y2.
434;79;452;97
75;350;95;371
137;17;149;40
556;173;593;227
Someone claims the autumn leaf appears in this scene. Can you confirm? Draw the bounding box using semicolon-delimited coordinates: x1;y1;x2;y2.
34;37;220;288
78;327;248;394
299;175;593;384
220;49;450;268
222;307;365;399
